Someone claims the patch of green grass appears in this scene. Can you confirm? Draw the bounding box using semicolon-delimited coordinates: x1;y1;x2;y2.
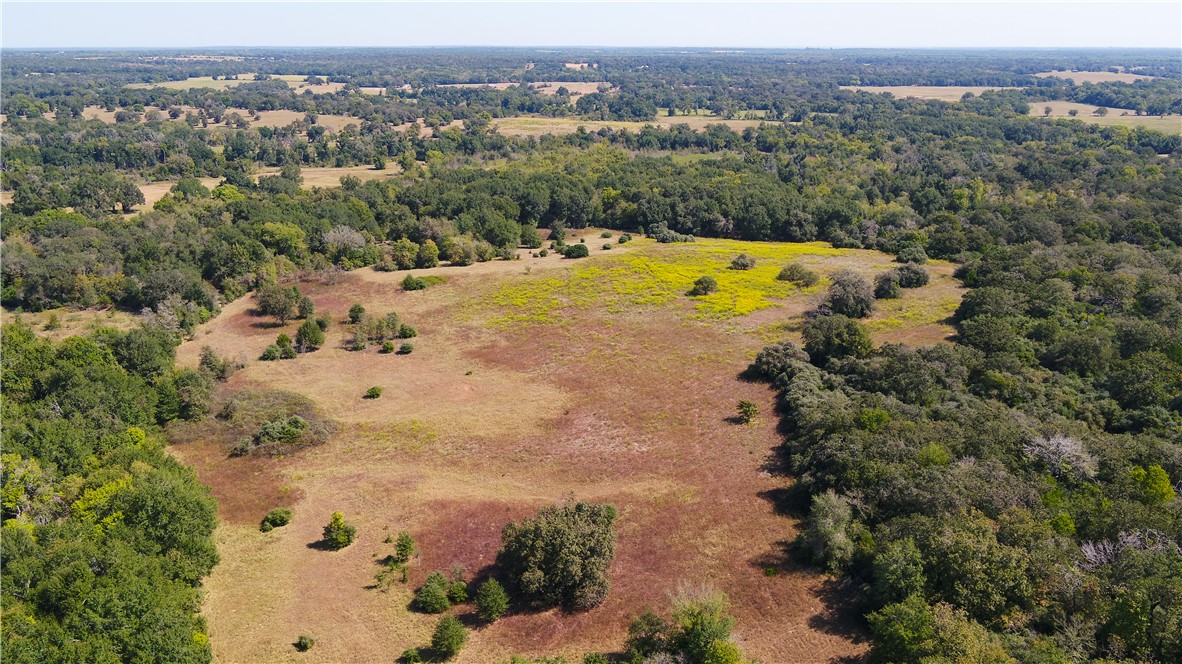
865;292;960;332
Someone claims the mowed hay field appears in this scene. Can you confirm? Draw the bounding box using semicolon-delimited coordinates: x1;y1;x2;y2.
840;85;1017;101
173;235;962;663
1029;101;1182;135
1033;70;1158;84
492;115;766;137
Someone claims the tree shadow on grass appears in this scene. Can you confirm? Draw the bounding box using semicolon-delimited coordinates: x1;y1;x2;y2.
807;577;871;649
305;538;337;552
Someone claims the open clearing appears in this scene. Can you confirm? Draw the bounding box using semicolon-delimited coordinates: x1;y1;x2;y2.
1029;101;1181;135
1033;70;1157;84
492;115;766;137
840;85;1017;101
128;74;347;93
172;234;960;663
1;306;139;341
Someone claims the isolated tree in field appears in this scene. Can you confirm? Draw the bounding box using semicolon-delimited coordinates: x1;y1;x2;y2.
823;270;875;318
295;319;325;352
395;531;416;563
1094;107;1108;117
476;578;510;622
1043;106;1052;117
689;275;718;296
499;501;617;611
777;263;820;287
256;282;300;324
736;400;759;424
730;253;756;270
670;587;737;664
430;615;468;660
348;303;366;324
322;512;356;550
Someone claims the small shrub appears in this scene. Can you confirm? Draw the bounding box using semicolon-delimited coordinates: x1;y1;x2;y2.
395;531;416;563
539;248;549;257
401;648;422;664
584;655;609;664
448;580;469;604
600;230;613;238
896;263;930;288
602;243;613;250
276;333;292;348
398;324;417;339
295;635;315;652
315;314;331;331
298;295;315;319
737;400;759;424
381;341;396;353
279;345;297;360
689;275;718;296
476;578;510;621
618;233;632;244
261;344;281;361
579;237;586;243
365;386;383;399
322;512;356;550
43;313;61;331
260;508;292;532
778;263;820;287
415;572;453;613
348;304;366;324
399;342;414;354
295;318;325;352
402;275;427;291
895;245;928;264
730;254;756;270
563;244;589;259
875;271;901;299
431;615;468;660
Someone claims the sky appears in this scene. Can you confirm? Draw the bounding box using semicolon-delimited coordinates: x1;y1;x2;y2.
2;1;1180;50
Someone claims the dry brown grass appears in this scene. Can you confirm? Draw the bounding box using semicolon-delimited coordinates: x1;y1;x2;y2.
840;85;1018;101
172;236;964;663
1029;101;1181;135
1034;70;1157;84
1;306;140;341
492;115;766;137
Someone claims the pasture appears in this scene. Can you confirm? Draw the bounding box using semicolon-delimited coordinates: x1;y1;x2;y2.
840;85;1018;101
1029;101;1181;135
1033;70;1157;84
491;115;766;137
172;234;961;662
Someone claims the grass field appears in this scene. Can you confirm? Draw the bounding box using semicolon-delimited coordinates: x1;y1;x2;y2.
128;74;346;93
1;306;140;341
1029;101;1181;135
1033;70;1157;84
840;85;1018;101
492;115;766;137
172;233;960;663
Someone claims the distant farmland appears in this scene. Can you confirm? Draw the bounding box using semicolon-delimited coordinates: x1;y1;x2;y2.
1034;70;1158;84
840;85;1018;101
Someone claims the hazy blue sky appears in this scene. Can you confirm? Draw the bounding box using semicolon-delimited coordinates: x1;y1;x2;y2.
3;1;1180;49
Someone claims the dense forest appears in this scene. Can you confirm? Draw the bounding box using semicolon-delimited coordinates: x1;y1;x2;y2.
2;47;1180;663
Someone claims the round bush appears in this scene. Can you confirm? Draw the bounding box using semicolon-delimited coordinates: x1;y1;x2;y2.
896;263;930;288
563;244;590;259
777;263;820;287
365;386;383;399
875;271;901;299
322;512;356;550
730;254;756;270
476;578;510;621
415;572;452;613
895;245;928;264
431;615;468;659
689;275;718;296
824;270;875;318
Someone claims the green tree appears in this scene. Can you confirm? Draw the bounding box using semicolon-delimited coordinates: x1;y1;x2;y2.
689;275;718;296
295;319;325;352
415;572;452;613
431;615;468;660
499;501;617;611
823;270;875;318
476;578;510;621
322;512;356;550
416;239;440;268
